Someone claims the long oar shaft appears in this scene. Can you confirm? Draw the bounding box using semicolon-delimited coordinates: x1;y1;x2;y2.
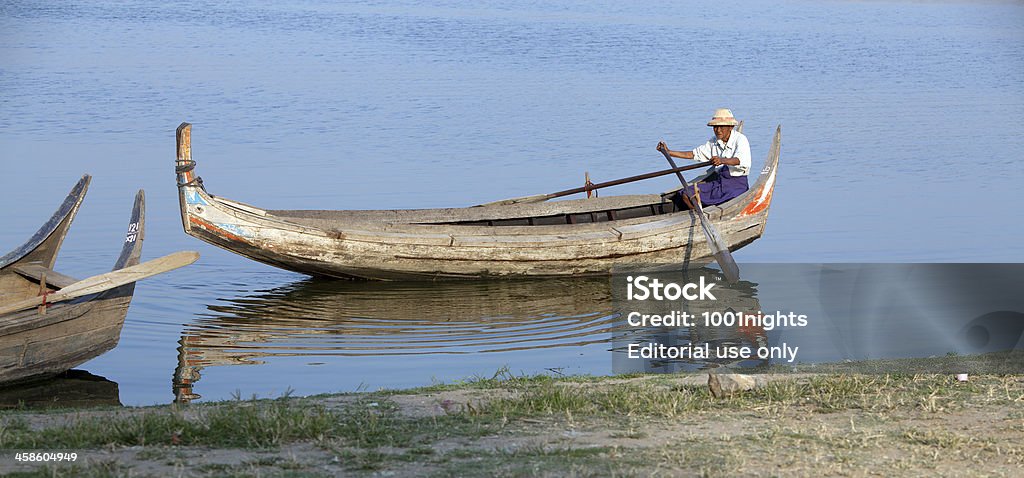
549;161;712;198
0;251;199;315
481;161;712;206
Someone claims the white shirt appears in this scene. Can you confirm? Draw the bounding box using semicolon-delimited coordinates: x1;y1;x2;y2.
691;131;751;177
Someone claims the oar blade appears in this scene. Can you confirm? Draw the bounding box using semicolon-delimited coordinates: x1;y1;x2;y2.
0;251;199;315
59;251;199;297
698;218;741;284
708;232;741;284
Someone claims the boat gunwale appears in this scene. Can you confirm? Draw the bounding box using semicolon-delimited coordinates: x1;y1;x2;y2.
180;126;779;239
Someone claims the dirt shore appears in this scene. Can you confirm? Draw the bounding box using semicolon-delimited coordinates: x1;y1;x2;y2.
1;373;1022;477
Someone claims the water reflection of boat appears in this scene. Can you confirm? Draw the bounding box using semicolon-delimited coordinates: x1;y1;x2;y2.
0;177;144;384
0;370;121;409
174;277;619;402
173;270;773;401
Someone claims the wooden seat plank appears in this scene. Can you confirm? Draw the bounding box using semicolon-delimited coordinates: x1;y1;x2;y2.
12;264;80;290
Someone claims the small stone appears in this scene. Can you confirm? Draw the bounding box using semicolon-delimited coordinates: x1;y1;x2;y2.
708;373;757;398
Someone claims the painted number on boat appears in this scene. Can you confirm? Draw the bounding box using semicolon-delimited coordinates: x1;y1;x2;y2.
125;222;139;243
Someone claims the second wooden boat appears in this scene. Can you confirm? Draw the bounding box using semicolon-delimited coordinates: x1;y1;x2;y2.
0;177;147;384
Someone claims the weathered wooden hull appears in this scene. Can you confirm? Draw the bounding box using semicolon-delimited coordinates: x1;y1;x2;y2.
0;181;145;385
0;296;131;384
175;123;780;280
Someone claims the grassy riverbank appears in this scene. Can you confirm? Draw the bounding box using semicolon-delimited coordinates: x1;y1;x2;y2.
1;372;1022;477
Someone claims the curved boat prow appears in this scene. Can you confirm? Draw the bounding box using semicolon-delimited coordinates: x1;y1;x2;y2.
98;190;147;301
0;175;91;271
113;190;145;270
737;125;781;219
176;122;199;235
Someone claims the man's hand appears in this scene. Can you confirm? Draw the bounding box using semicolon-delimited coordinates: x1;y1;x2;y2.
711;156;739;166
657;141;669;153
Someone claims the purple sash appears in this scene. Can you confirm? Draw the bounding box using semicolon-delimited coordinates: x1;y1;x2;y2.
680;167;749;207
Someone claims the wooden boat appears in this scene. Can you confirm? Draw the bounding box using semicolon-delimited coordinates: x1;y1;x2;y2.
0;176;144;384
174;122;780;280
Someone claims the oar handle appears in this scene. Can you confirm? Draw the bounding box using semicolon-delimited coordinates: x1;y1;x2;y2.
657;146;697;210
657;143;689;186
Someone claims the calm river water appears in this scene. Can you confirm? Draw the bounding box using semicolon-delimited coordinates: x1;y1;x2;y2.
1;1;1022;405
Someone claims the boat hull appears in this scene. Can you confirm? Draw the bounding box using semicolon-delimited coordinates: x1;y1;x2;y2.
0;296;131;384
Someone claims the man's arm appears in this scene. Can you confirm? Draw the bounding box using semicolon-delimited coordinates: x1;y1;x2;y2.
656;141;694;160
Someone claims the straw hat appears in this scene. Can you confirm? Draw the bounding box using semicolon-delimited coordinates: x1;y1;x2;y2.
707;108;739;126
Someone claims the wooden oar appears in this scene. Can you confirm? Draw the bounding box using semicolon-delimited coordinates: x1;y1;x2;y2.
478;161;713;207
0;251;199;315
657;146;740;283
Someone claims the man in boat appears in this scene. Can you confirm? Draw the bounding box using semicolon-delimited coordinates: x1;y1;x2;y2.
657;108;751;207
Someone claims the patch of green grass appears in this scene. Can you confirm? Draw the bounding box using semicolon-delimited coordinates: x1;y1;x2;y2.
382;366;561;396
324;396;497;449
330;397;418;448
465;373;1023;422
0;415;32;444
0;415;30;431
479;380;712;419
899;429;978;448
2;371;1020;477
0;397;339;449
726;374;968;413
0;396;498;455
785;350;1024;375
